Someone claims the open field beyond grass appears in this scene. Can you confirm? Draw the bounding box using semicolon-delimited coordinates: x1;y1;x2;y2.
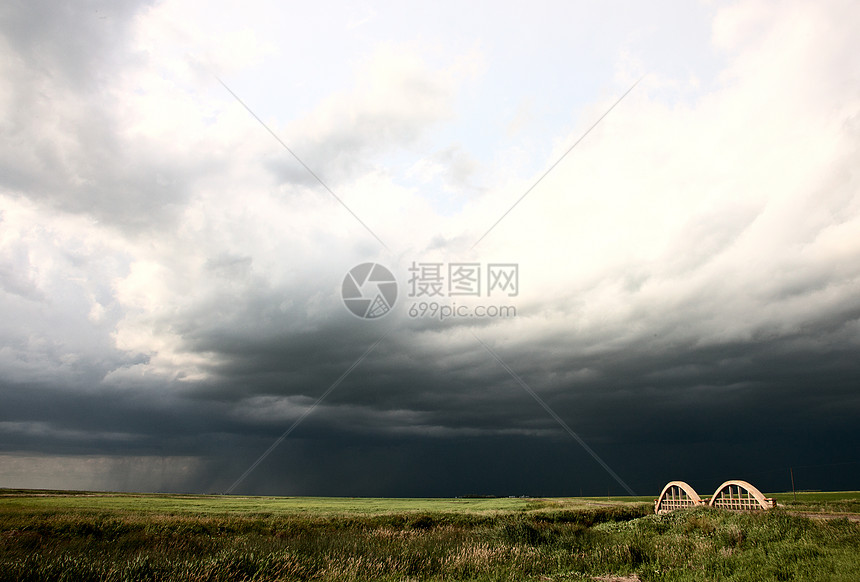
2;489;859;581
0;490;611;516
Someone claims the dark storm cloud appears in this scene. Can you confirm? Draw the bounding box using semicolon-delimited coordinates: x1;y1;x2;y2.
190;315;860;495
2;285;859;495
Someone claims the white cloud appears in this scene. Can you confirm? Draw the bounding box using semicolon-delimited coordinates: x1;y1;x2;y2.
450;0;860;353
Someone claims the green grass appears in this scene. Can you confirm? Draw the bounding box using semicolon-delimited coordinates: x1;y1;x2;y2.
768;491;860;515
0;491;636;517
1;489;859;581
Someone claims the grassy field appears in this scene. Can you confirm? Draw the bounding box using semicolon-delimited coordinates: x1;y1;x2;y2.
1;489;859;581
768;491;860;515
0;490;588;516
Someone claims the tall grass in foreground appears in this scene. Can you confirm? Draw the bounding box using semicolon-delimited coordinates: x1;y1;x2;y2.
1;504;858;581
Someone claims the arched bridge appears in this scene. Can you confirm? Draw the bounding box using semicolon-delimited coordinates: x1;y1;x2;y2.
654;481;703;514
709;480;777;511
654;479;777;514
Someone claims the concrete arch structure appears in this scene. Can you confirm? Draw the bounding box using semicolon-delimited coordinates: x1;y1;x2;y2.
708;480;776;511
654;481;704;514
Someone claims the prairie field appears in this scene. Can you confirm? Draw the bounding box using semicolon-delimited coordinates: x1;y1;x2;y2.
1;489;859;581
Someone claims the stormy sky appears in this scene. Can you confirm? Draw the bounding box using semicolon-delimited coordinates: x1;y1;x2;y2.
1;0;859;497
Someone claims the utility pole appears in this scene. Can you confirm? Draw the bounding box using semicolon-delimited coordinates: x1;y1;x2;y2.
790;467;796;503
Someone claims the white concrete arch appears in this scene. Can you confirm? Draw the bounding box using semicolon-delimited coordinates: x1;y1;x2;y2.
654;480;703;514
708;480;776;510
